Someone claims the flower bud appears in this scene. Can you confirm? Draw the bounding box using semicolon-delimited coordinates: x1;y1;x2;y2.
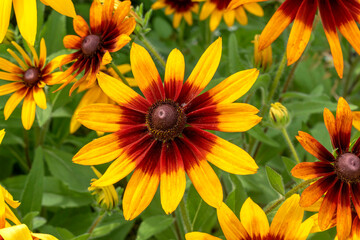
269;102;290;129
88;166;119;210
253;34;272;71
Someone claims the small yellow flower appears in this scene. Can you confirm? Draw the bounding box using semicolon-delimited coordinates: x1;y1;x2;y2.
88;167;119;210
0;0;76;45
269;102;290;129
253;34;272;71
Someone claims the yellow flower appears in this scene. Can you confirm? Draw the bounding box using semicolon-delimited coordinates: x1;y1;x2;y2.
0;39;63;130
198;0;263;31
0;0;76;45
88;167;119;210
186;194;316;240
253;34;272;71
70;64;136;134
152;0;199;28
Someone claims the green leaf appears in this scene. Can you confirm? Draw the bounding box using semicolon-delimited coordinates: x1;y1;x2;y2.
36;103;52;127
20;147;44;216
247;125;280;147
136;215;173;240
22;211;39;230
225;174;247;215
43;147;93;192
41;10;66;54
265;166;285;195
228;33;244;73
71;234;90;240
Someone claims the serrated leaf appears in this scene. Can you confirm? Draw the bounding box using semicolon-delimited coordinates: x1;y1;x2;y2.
136;215;173;240
265;166;285;195
20;147;44;216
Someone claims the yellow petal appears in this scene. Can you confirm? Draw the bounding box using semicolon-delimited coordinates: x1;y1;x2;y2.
0;130;5;144
179;38;222;103
21;91;36;130
228;0;267;10
0;0;12;44
32;87;47;109
235;7;248;25
39;38;47;68
164;48;185;100
217;202;249;239
11;41;32;66
173;12;182;28
13;0;37;45
31;233;58;240
199;1;216;20
0;224;33;240
123;167;160;220
240;198;269;239
185;232;222;240
4;88;28;120
223;10;235;27
42;0;76;18
0;188;5;228
0;57;23;74
209;10;222;31
243;2;264;16
0;82;25;96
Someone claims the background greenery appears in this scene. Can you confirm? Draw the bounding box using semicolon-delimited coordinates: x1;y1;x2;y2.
1;0;360;239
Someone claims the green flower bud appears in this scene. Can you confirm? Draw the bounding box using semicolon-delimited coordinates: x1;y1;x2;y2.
269;102;290;129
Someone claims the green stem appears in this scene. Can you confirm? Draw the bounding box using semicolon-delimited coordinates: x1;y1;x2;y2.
172;212;184;240
191;200;202;231
267;53;287;102
88;212;105;235
281;127;300;164
279;57;301;102
109;62;130;86
264;179;316;214
179;198;191;233
137;34;166;69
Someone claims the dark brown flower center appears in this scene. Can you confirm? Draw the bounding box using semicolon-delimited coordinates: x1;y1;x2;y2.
164;0;196;12
211;0;231;10
23;67;40;87
146;100;186;142
81;34;101;56
335;153;360;183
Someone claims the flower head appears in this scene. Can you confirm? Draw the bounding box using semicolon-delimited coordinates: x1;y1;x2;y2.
0;0;76;45
0;39;62;130
88;166;119;210
199;0;263;31
152;0;199;28
230;0;360;78
73;38;261;220
186;194;315;240
58;0;136;95
70;64;136;134
292;97;360;240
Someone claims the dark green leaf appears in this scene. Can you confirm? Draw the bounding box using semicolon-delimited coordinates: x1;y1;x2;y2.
136;215;173;240
265;166;285;195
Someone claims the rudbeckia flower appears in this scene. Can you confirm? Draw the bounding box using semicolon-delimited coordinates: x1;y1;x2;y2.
151;0;199;28
73;38;261;220
0;0;76;45
57;0;136;95
198;0;263;31
0;39;62;130
88;166;119;210
70;64;136;134
229;0;360;78
292;97;360;240
186;194;315;240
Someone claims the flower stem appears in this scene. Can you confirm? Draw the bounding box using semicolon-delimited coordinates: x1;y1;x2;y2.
281;127;300;164
137;34;166;69
179;198;191;233
88;212;105;235
264;179;316;214
108;62;130;87
267;53;287;102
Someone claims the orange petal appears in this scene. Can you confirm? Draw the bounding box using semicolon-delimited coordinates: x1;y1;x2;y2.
90;0;102;33
323;108;340;152
32;87;47;109
291;162;334;180
73;15;90;37
287;0;317;65
336;183;352;240
296;131;335;162
318;180;341;230
299;175;337;207
318;0;344;78
0;82;25;96
0;72;22;81
240;198;269;239
38;38;47;69
63;35;81;49
0;57;23;74
185;232;222;240
335;97;352;153
258;0;301;50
